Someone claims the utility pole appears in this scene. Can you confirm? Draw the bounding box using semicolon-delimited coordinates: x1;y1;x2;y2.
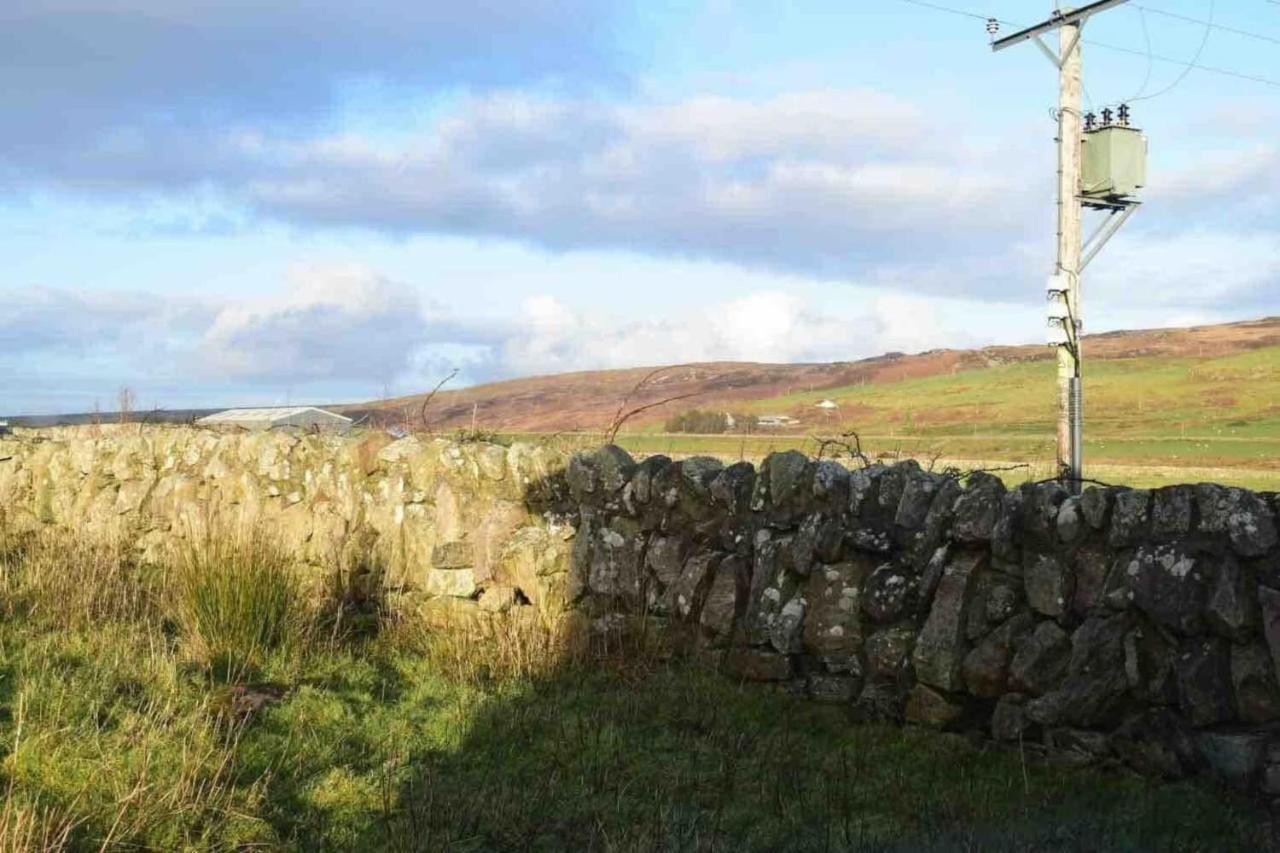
992;0;1138;494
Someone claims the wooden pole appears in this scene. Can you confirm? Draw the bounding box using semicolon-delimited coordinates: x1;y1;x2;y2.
1056;21;1084;492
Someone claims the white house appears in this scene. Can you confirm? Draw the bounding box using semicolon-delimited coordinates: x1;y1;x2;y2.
757;414;800;429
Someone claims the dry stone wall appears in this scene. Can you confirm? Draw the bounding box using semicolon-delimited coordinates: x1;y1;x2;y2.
7;426;1280;794
0;426;577;618
564;445;1280;795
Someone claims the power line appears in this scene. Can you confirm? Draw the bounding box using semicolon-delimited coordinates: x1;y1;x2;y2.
1125;0;1214;103
1135;4;1280;48
890;0;1280;91
895;0;993;22
1084;36;1280;90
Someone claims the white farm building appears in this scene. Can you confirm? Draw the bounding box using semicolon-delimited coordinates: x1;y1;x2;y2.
196;406;353;433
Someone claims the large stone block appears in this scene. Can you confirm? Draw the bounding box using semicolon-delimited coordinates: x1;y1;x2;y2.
699;557;745;641
588;517;646;602
865;625;917;680
759;450;813;524
424;567;478;598
912;549;985;691
952;472;1005;543
1124;544;1209;635
803;559;872;672
1079;486;1112;531
1231;641;1280;723
1026;615;1131;728
709;461;756;516
963;612;1034;698
905;684;966;729
1008;619;1070;696
1024;552;1071;619
1205;555;1257;642
667;552;722;620
862;561;918;624
895;470;941;530
1176;637;1235;727
1108;489;1151;547
1151;485;1194;538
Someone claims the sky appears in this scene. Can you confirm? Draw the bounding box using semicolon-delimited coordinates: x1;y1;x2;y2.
2;0;1278;415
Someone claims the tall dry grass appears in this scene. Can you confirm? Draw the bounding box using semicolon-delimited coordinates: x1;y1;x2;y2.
0;519;156;629
390;609;588;688
0;790;76;853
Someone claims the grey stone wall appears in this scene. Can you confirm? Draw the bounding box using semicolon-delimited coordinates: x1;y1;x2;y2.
565;445;1280;795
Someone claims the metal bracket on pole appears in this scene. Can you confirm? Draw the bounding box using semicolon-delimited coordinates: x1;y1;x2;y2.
1031;34;1062;68
1079;201;1139;271
1028;19;1085;69
991;0;1130;52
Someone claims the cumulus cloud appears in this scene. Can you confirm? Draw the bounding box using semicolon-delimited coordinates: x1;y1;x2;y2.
234;90;1037;291
482;290;957;380
1088;229;1280;312
0;0;624;183
197;265;426;382
1;265;975;413
0;287;208;356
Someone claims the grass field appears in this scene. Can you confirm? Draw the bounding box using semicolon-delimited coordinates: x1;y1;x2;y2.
0;519;1274;850
587;346;1280;490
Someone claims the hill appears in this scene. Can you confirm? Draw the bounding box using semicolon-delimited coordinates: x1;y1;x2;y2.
344;316;1280;434
341;316;1280;490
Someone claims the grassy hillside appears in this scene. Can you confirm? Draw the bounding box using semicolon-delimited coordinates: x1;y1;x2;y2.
343;317;1280;435
342;318;1280;489
607;344;1280;490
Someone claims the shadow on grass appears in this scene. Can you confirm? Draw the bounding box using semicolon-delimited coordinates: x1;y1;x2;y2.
320;640;1273;853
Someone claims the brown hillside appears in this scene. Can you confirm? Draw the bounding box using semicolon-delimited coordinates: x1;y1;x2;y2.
340;317;1280;433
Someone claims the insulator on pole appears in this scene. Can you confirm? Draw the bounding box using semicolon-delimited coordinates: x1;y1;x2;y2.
986;18;1000;36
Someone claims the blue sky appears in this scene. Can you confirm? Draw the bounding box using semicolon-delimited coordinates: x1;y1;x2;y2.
3;0;1277;414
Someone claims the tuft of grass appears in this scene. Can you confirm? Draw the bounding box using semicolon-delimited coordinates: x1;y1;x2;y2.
169;527;306;679
390;608;588;688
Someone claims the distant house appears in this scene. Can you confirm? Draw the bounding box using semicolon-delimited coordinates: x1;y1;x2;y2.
196;406;353;433
0;420;10;436
757;414;800;429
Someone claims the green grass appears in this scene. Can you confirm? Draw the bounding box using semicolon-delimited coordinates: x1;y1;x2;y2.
513;345;1280;490
0;520;1271;850
170;527;304;680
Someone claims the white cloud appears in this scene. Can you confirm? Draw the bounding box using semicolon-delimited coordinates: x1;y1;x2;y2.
486;289;952;378
198;265;432;383
1088;229;1280;311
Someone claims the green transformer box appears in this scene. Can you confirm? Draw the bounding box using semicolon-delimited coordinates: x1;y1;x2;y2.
1081;125;1146;202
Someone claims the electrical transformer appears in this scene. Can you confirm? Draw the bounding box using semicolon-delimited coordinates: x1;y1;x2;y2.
1081;125;1146;202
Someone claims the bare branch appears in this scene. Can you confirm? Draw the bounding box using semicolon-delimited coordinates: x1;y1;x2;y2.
812;429;871;468
603;368;713;444
605;389;706;445
416;369;459;435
